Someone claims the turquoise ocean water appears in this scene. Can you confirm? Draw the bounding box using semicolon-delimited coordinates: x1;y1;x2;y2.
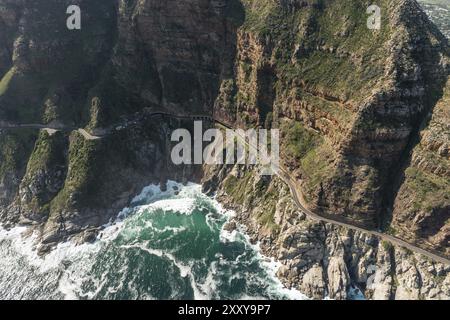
0;182;307;300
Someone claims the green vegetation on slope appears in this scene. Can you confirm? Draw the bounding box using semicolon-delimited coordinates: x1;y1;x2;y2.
0;68;15;96
241;0;392;102
0;129;38;181
18;131;68;218
25;131;67;179
223;170;280;231
404;167;450;212
282;120;322;161
49;132;102;212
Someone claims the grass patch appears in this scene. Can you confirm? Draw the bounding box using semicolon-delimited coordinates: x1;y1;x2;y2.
0;68;15;96
387;226;398;236
282;121;322;161
300;144;333;200
26;132;66;176
223;170;280;231
404;167;450;212
0;129;38;178
223;171;254;205
381;240;393;251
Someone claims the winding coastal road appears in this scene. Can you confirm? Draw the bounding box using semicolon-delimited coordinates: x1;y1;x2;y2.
277;167;450;265
0;123;102;140
1;113;449;265
219;122;450;266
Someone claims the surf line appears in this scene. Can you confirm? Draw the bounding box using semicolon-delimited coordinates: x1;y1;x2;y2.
178;304;213;318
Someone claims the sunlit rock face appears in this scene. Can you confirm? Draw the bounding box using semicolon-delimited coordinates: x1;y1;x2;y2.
0;0;244;247
0;0;448;300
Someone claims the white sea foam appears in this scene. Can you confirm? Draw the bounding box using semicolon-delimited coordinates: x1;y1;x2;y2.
200;261;219;299
217;217;309;301
261;257;310;300
120;242;209;300
0;180;311;300
0;225;101;300
135;197;196;216
220;229;240;243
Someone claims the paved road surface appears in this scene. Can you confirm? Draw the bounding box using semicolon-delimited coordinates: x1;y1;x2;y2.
227;122;450;265
0;123;102;140
1;114;449;265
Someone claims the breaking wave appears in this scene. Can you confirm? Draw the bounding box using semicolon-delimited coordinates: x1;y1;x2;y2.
0;181;308;300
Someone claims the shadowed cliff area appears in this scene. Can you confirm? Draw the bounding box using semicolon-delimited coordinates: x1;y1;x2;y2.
0;0;245;249
211;0;449;256
0;0;448;267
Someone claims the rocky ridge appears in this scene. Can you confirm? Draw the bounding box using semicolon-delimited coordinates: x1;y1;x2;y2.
0;0;448;299
202;163;450;300
212;0;449;256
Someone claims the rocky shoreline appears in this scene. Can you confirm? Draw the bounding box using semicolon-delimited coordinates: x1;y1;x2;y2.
203;164;450;300
0;0;449;300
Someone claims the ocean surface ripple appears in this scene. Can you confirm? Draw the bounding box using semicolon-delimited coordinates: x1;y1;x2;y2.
0;181;308;300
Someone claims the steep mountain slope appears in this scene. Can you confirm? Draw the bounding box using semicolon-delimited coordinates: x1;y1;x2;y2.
0;0;448;298
391;80;450;256
213;0;449;256
0;0;241;248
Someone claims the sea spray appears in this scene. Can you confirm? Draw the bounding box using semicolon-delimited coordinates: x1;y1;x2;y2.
0;181;308;300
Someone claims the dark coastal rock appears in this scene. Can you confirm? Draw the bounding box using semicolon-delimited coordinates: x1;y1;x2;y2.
0;0;448;299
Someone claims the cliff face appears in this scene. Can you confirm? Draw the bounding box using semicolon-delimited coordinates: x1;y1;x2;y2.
202;163;450;300
0;0;241;248
391;80;450;256
0;0;449;298
213;0;449;256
